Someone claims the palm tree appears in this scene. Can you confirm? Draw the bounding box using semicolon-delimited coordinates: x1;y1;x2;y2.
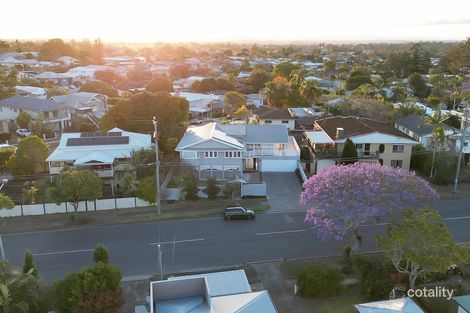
351;83;378;99
261;80;289;108
422;108;451;179
0;262;40;313
300;80;322;105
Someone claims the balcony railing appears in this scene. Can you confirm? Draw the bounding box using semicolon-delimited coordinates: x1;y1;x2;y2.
244;148;284;157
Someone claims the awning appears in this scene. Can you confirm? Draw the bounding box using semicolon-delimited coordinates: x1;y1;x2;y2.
73;151;114;165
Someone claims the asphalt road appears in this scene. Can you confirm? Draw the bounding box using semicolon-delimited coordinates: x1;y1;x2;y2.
1;199;470;282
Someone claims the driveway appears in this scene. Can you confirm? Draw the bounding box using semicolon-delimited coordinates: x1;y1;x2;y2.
263;172;304;212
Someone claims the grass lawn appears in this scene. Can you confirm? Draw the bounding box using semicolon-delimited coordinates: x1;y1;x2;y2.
0;198;270;234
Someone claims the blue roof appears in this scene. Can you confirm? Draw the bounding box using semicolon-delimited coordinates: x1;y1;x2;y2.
0;95;61;112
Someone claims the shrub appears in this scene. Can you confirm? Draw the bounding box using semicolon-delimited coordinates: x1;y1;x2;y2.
341;245;352;273
223;182;235;198
180;170;198;200
297;263;344;298
205;178;220;200
352;255;394;300
93;243;109;264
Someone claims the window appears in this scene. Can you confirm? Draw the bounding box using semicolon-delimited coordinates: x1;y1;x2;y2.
390;160;403;168
225;151;241;158
355;144;363;150
264;120;272;124
204;151;218;158
53;111;59;118
392;145;404;153
181;151;197;159
281;120;289;124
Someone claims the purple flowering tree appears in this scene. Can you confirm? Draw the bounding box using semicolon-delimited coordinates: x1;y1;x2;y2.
300;163;439;252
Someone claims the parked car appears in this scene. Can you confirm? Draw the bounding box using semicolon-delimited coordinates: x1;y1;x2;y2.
224;207;255;221
16;129;32;137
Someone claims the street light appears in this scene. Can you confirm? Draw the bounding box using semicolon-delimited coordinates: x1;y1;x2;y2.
0;179;8;191
157;244;163;281
228;178;247;199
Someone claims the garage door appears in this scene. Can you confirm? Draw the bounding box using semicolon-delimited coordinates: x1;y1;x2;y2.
261;159;298;172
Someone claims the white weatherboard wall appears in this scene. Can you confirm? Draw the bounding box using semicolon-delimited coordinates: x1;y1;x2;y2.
261;160;298;172
0;197;151;218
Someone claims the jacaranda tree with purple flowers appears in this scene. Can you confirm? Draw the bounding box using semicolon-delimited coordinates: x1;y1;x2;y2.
300;163;439;252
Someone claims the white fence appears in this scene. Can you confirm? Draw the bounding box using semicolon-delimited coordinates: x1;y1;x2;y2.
0;197;151;218
241;183;267;197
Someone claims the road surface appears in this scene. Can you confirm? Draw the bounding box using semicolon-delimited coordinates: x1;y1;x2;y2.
1;199;470;281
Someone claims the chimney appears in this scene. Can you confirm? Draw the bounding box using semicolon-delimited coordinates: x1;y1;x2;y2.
336;127;344;139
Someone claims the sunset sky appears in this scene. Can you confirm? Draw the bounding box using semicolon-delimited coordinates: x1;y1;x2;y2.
2;0;469;42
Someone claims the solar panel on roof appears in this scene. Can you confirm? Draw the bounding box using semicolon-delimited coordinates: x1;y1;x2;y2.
80;131;123;138
67;136;129;146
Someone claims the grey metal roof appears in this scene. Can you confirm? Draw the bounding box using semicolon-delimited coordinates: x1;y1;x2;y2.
245;125;289;144
0;95;61;112
395;114;455;136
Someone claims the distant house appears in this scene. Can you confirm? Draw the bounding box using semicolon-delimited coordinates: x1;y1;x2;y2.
176;122;300;180
394;114;457;148
46;128;152;185
246;93;264;108
303;116;418;173
15;86;47;98
0;95;71;131
173;76;204;91
142;270;278;313
35;72;70;86
254;108;296;131
172;92;222;119
354;297;425;313
254;107;323;131
51;92;107;122
57;56;79;66
66;65;127;81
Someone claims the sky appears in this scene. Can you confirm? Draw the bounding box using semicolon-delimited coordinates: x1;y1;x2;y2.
1;0;470;43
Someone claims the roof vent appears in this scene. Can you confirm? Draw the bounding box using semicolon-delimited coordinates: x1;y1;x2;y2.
336;127;344;139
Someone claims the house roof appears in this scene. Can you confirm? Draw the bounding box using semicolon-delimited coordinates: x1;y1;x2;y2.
46;127;152;162
52;92;103;108
36;71;68;79
244;125;289;144
176;122;245;151
453;295;470;313
316;116;415;141
305;131;335;144
0;95;61;112
255;107;294;120
168;269;251;297
395;114;457;136
354;297;424;313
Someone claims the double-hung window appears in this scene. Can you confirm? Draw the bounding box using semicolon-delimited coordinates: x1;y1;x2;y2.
204;151;217;158
392;145;404;153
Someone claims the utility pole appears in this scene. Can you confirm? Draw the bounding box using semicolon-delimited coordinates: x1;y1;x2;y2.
153;116;161;215
453;108;470;193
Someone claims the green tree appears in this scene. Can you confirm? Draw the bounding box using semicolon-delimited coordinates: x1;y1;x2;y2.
180;171;198;200
447;38;470;74
53;262;123;313
0;261;43;313
345;75;373;91
224;91;246;114
30;113;53;139
80;80;118;97
165;137;178;157
377;208;469;289
93;243;109;264
341;138;358;164
23;251;38;277
3;68;18;88
121;172;136;196
261;78;290;108
48;169;103;215
300;79;322;104
205;178;220;200
245;69;271;92
233;105;250;123
135;176;157;205
11;136;49;175
0;148;14;172
39;38;76;61
408;73;428;98
273;62;299;78
15;110;32;129
146;77;174;92
0;194;14;209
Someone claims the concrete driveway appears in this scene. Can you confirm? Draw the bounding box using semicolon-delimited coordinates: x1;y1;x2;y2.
263;172;304;212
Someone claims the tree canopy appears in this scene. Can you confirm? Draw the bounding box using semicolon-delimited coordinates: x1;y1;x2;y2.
146;77;174;92
245;69;271;92
38;38;76;61
224;91;246;114
300;163;439;252
377;208;469;289
273;62;299;78
11;136;49;175
80;80;119;97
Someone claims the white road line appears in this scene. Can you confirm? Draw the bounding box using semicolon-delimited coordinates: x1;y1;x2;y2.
256;229;307;236
33;248;94;256
148;238;204;246
442;215;470;221
0;235;5;260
